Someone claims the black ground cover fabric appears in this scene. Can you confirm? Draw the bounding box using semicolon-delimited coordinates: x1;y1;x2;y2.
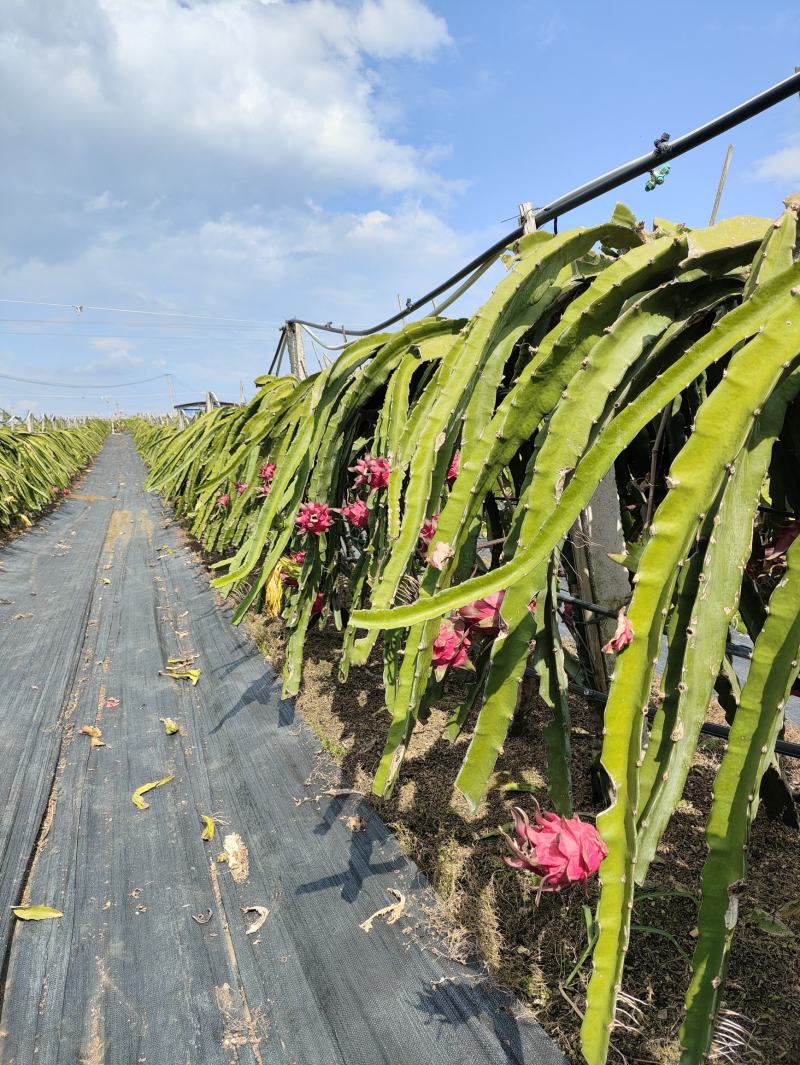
0;434;568;1065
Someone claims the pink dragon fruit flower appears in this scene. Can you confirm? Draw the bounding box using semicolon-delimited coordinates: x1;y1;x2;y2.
236;482;248;495
431;620;473;681
419;514;439;545
446;450;460;483
457;590;506;639
291;550;306;565
368;456;391;491
311;592;325;617
259;462;277;484
502;803;607;899
340;499;369;530
217;493;230;509
349;454;391;492
602;608;633;654
296;502;334;536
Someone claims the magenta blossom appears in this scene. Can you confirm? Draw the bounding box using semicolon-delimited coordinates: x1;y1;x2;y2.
296;502;334;536
236;482;248;495
340;499;369;530
419;514;439;545
349;453;391;492
291;550;306;565
602;608;633;654
311;592;325;617
259;462;277;484
217;493;230;509
446;451;460;483
457;590;506;638
502;804;607;898
431;620;472;680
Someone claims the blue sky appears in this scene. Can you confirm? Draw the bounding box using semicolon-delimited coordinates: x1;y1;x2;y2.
1;0;799;416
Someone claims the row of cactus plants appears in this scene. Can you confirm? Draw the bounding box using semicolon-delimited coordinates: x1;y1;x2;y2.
131;198;800;1065
0;418;108;533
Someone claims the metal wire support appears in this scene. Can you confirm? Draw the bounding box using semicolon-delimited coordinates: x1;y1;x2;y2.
289;70;800;339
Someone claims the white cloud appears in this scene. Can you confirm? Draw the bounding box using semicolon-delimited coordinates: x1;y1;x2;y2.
0;0;477;409
753;135;800;185
354;0;451;59
84;191;128;213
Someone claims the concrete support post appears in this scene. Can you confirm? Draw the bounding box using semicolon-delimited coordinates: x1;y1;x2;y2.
286;321;308;380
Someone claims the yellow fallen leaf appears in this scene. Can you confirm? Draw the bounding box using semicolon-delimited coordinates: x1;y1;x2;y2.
160;717;179;735
200;815;216;842
80;725;102;738
20;515;32;528
160;668;202;685
132;774;174;811
101;577;111;585
12;904;64;921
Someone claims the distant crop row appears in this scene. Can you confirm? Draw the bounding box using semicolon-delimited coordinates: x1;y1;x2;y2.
132;200;800;1065
0;420;107;534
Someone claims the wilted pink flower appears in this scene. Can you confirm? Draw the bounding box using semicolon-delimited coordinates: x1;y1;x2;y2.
602;608;633;654
349;453;391;492
340;499;369;530
419;514;439;545
446;451;460;483
259;462;277;484
291;551;306;565
105;697;120;709
256;483;271;497
296;502;334;536
236;483;248;495
431;620;472;680
51;485;60;495
368;456;391;491
502;804;607;897
311;592;325;617
765;520;800;561
457;590;505;638
217;493;230;508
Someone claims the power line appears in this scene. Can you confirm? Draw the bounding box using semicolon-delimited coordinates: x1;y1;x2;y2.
0;299;282;328
0;329;273;343
0;317;280;333
0;374;172;391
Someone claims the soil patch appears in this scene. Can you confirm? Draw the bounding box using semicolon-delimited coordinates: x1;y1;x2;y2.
247;615;800;1065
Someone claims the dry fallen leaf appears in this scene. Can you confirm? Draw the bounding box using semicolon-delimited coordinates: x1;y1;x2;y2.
105;697;120;709
160;667;202;685
80;725;102;738
222;833;249;883
13;612;33;620
160;717;179;735
100;577;111;585
359;889;406;933
12;904;64;921
132;774;174;811
241;906;269;935
192;908;213;925
20;515;32;528
200;815;216;842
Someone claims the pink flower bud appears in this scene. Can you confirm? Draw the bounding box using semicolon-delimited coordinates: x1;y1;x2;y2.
446;450;460;483
456;590;505;638
431;620;472;680
236;482;248;494
217;493;230;508
340;499;369;529
602;608;633;654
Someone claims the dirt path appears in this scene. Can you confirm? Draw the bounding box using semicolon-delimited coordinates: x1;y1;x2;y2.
0;434;566;1065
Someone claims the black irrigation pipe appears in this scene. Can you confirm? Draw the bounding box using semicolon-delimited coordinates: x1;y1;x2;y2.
566;681;800;761
290;70;800;340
